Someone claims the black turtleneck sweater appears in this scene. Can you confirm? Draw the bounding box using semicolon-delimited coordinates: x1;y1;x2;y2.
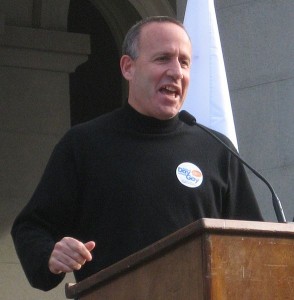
11;104;263;291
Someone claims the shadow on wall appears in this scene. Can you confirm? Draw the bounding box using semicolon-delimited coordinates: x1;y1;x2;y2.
68;0;140;126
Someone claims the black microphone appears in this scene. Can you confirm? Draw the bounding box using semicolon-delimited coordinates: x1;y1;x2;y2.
178;110;287;223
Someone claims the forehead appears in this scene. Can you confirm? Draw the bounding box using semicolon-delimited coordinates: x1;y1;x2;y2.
139;22;192;55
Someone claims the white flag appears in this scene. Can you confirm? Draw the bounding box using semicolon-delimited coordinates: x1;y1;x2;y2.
183;0;238;150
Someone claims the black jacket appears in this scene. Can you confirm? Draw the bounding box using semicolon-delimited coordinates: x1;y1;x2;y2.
11;104;263;291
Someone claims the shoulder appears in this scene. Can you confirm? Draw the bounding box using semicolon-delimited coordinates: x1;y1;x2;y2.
210;128;237;152
65;106;126;140
53;107;125;153
71;107;124;134
195;123;238;153
180;120;237;154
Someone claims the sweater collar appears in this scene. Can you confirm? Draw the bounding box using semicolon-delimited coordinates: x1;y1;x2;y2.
121;103;182;134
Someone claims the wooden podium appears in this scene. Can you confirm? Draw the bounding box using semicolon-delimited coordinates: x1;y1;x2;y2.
65;219;294;299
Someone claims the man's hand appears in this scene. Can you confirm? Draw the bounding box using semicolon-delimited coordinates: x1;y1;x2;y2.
48;237;95;274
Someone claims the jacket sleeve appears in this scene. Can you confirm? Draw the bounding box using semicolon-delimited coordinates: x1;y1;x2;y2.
226;155;264;221
221;138;264;221
11;131;80;291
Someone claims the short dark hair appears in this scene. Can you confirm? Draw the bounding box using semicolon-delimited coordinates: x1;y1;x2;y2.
122;16;189;59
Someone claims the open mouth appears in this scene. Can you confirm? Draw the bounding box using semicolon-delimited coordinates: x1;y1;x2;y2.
159;85;180;98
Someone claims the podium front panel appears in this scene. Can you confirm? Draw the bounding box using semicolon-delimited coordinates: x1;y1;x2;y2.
206;234;294;300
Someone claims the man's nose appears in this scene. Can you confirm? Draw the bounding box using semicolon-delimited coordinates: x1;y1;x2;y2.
166;61;183;80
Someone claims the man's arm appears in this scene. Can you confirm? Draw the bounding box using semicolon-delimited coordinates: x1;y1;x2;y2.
11;130;86;290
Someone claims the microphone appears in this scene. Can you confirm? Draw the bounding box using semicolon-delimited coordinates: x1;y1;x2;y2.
178;110;287;223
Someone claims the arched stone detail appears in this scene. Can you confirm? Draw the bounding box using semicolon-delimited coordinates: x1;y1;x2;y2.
89;0;176;54
127;0;176;18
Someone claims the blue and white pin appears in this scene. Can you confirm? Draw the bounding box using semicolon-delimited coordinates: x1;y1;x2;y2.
176;162;203;188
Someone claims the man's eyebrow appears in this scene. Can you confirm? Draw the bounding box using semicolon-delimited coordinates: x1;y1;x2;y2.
153;51;172;57
151;51;191;63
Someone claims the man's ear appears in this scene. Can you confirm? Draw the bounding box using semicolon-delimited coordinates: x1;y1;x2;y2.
120;55;134;80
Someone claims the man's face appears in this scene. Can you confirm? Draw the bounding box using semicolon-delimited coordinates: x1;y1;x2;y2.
121;22;192;120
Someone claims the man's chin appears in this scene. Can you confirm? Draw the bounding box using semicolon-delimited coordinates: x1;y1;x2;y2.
155;107;180;120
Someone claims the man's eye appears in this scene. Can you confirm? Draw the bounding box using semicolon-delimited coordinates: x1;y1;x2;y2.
181;60;190;68
157;56;168;62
